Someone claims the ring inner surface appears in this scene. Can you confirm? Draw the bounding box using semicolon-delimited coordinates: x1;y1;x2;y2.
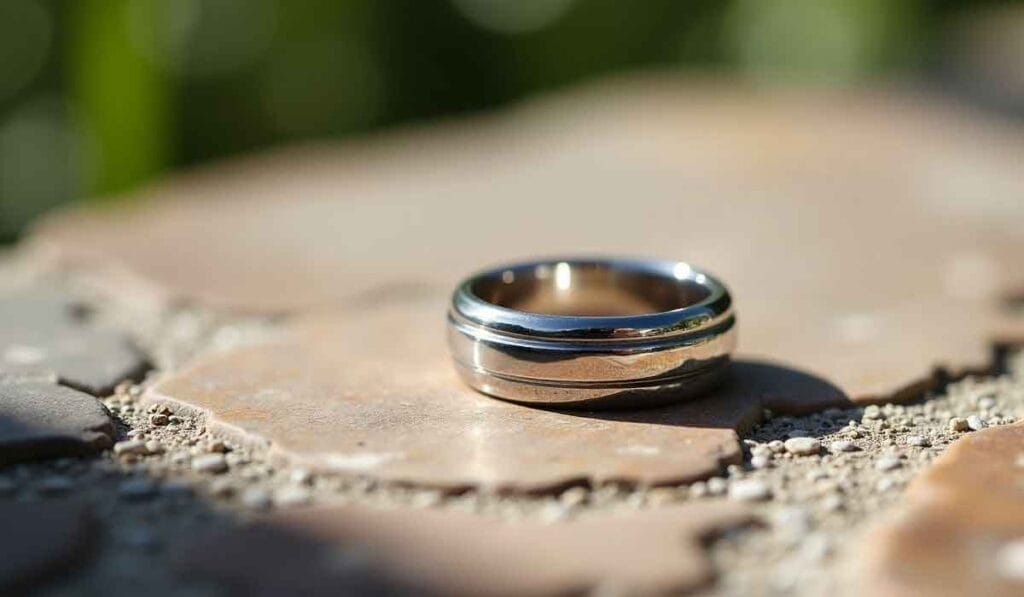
470;262;709;317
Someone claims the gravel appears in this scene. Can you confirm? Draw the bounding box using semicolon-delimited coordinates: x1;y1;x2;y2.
729;479;772;502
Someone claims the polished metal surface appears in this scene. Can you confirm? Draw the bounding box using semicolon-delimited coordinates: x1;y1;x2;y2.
447;258;736;409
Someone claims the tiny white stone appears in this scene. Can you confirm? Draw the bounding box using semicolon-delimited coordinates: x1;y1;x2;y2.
290;468;313;486
821;494;844;512
875;478;898;492
192;453;228;474
751;454;771;469
113;439;149;456
966;415;986;431
706;477;727;495
875;456;902;471
948;417;970;432
829;440;857;453
907;436;930;447
862;405;883;420
728;479;772;502
784;437;820;456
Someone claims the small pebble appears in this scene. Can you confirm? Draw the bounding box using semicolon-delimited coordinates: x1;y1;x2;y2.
948;417;970;432
145;440;165;454
689;481;708;498
875;478;898;492
862;405;883;420
907;436;930;447
767;440;785;454
192;453;228;474
750;455;771;469
875;456;902;471
706;477;727;495
290;468;313;486
728;479;772;502
150;414;169;426
207;439;229;453
783;437;820;456
821;494;844;512
113;439;149;456
828;440;857;453
966;415;986;431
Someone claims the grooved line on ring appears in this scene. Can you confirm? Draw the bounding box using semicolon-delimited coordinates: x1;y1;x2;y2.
453;360;728;389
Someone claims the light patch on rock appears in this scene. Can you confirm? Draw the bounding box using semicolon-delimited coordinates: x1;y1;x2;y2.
616;444;661;457
325;452;403;471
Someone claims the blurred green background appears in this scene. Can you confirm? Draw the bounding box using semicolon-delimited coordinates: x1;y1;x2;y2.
1;0;1023;242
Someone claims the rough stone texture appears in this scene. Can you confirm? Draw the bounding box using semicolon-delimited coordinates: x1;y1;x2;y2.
0;381;115;465
145;298;847;490
0;289;147;395
0;500;95;592
31;79;1024;404
179;501;754;596
861;421;1024;597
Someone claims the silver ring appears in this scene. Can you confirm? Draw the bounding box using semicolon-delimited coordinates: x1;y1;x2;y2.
447;258;736;409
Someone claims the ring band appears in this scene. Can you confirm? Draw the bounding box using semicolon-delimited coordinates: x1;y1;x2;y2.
447;258;736;409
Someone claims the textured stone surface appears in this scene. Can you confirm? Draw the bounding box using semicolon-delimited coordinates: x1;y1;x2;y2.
145;298;847;489
0;289;147;395
179;501;753;596
32;80;1024;404
0;500;95;592
862;421;1024;596
0;381;115;465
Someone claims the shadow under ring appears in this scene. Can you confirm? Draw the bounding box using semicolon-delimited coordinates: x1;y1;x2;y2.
447;258;737;409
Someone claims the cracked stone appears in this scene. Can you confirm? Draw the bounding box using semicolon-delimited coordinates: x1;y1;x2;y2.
0;500;95;592
0;289;147;395
33;82;1024;405
0;381;115;465
862;421;1024;596
177;502;754;596
142;300;852;490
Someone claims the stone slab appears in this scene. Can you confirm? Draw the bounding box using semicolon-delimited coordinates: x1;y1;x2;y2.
145;298;845;490
0;381;115;465
31;78;1024;405
0;500;95;592
862;421;1024;596
0;289;147;395
178;501;754;596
